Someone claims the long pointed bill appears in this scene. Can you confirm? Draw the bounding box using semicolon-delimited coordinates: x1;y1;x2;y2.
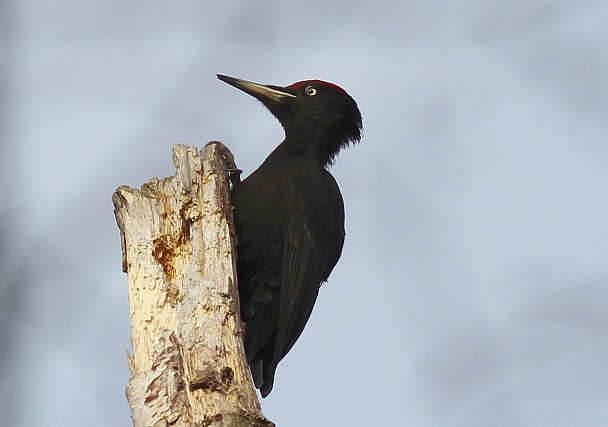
217;74;296;103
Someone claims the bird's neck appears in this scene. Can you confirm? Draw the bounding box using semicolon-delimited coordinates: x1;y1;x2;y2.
269;132;341;167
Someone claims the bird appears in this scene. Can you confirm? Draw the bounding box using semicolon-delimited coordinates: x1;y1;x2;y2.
217;74;362;397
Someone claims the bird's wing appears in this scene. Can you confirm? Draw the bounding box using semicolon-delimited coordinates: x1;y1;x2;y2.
272;200;340;367
273;206;321;366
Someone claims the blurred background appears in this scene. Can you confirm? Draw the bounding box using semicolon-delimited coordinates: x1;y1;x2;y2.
1;1;607;426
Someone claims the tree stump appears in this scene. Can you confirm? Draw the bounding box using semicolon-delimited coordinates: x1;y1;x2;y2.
112;142;273;427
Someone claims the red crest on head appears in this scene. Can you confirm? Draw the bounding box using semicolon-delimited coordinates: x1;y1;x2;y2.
287;80;348;95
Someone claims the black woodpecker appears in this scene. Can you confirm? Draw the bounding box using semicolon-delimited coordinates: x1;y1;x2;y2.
217;74;362;397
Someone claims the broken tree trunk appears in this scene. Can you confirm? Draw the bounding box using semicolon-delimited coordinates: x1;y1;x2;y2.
112;142;273;427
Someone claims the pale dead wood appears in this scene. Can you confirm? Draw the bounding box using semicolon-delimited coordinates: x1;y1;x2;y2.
113;142;273;427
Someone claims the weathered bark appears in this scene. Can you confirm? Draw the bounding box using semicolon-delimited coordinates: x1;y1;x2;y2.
113;142;273;427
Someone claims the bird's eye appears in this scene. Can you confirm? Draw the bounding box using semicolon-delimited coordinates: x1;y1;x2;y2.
304;86;317;96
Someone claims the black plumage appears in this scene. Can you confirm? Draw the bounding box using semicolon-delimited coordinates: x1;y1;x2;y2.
217;74;362;397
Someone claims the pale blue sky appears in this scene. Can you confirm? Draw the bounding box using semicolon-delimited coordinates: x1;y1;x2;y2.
1;1;607;426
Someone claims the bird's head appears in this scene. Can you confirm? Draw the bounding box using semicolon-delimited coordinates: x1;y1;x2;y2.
217;74;363;165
